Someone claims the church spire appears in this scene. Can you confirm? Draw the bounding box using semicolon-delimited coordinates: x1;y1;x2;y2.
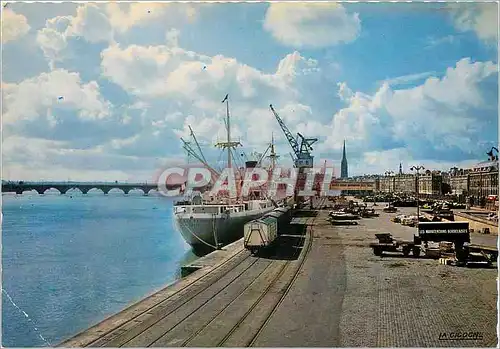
399;162;403;175
341;140;348;178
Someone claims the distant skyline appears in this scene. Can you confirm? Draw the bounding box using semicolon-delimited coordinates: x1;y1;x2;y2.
2;2;498;181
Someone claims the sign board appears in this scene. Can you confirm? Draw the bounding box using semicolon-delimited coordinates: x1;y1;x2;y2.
417;222;470;242
418;222;469;231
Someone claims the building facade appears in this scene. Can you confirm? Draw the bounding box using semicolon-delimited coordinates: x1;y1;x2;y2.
370;155;498;204
418;171;443;196
378;176;394;193
468;161;499;200
448;167;470;196
394;174;416;193
376;172;445;196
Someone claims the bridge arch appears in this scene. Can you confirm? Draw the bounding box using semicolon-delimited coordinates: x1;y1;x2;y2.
42;188;62;195
19;189;39;195
86;188;106;195
147;189;159;196
64;188;84;195
107;188;126;195
126;188;145;195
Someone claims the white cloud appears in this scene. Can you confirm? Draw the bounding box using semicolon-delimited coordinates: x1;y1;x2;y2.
4;3;497;181
2;69;111;125
100;39;496;176
263;3;361;48
100;44;319;112
34;3;198;69
424;35;456;50
389;58;496;114
382;71;437;87
337;82;354;102
449;3;498;44
36;4;113;68
105;3;197;33
320;58;497;167
67;3;113;43
100;44;209;98
2;8;31;43
100;44;327;156
2;135;182;182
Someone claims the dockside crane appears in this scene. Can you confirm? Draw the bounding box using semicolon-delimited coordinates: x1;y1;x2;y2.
269;104;318;208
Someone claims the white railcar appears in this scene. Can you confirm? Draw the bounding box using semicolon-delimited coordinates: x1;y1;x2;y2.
243;206;292;254
244;216;278;254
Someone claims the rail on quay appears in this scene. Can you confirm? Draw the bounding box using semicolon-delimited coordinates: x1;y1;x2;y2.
59;239;246;347
59;209;317;348
181;238;244;277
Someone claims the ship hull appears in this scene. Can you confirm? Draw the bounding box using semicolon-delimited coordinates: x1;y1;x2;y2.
174;207;276;250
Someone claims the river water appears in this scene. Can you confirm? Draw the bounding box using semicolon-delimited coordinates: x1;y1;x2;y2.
1;193;197;347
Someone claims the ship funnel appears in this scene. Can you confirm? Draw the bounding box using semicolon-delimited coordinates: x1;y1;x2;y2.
245;160;258;168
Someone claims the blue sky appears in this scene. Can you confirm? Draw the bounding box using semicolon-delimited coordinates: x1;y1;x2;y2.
2;2;498;181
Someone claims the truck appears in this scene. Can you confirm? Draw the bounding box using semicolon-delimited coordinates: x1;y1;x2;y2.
369;233;420;257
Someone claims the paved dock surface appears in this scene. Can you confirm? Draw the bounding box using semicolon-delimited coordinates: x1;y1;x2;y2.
253;207;497;347
61;207;497;347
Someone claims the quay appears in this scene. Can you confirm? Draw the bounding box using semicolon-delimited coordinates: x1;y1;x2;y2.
60;205;498;347
454;211;498;235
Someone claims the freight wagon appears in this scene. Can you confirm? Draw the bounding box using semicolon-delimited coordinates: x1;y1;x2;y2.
243;206;291;254
244;216;278;254
268;206;291;228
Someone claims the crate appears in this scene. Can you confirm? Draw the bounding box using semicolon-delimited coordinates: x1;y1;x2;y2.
439;257;455;265
424;248;441;259
439;242;454;253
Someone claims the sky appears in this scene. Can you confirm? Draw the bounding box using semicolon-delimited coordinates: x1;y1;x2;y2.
1;1;499;182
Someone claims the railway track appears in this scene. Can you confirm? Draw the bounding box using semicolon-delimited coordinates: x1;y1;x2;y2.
180;210;318;348
217;219;315;347
61;212;318;348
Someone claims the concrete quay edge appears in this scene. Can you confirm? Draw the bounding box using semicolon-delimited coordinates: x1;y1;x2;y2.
455;211;498;227
58;239;245;347
181;238;245;276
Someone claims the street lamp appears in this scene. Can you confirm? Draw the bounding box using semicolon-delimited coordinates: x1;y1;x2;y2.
384;171;394;198
385;171;394;178
410;166;425;222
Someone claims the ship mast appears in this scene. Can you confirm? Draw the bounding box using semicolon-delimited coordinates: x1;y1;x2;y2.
268;132;279;171
215;94;241;170
226;95;231;169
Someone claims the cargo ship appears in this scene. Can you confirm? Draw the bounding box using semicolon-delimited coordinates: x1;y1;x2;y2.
173;95;289;252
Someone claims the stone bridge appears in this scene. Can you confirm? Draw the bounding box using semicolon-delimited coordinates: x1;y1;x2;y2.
2;179;375;196
2;181;159;195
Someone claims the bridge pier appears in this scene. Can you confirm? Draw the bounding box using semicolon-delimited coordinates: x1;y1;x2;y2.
80;188;90;195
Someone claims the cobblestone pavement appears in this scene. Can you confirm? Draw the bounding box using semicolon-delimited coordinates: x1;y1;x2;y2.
252;207;498;347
